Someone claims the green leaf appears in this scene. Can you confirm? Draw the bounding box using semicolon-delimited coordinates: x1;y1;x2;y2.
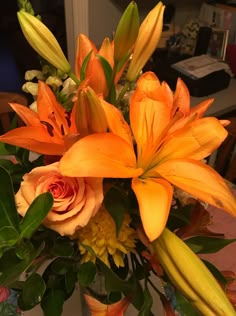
41;289;65;316
0;166;20;229
104;187;128;236
138;287;153;316
0;242;45;287
51;240;74;257
18;273;46;310
19;192;54;239
51;258;74;275
185;236;236;254
130;277;144;310
0;226;19;249
0;159;18;170
202;259;227;286
0;142;17;155
116;51;130;73
97;258;133;295
15;240;34;260
108;291;122;303
97;54;113;87
65;272;77;294
80;50;92;81
175;290;199;316
77;261;96;287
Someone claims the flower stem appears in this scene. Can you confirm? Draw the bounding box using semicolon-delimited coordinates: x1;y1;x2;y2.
107;62;118;104
116;81;131;105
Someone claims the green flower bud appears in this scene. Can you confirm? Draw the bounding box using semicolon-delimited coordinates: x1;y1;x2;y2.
114;1;139;64
152;228;236;316
126;1;165;82
17;11;71;74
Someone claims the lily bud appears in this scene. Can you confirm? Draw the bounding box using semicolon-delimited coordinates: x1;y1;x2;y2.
74;86;108;137
152;228;236;316
17;11;71;74
126;2;165;82
114;1;139;64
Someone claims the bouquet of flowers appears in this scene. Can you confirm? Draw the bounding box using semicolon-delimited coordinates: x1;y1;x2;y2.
0;1;236;315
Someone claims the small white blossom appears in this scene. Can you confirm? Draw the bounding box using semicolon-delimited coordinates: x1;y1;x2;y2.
61;77;77;96
29;101;38;112
25;70;44;81
46;76;63;88
22;82;39;97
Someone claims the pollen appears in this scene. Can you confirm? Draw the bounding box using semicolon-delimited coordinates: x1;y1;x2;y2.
74;206;137;267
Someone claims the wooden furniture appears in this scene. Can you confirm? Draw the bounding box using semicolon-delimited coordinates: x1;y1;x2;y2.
0;92;27;133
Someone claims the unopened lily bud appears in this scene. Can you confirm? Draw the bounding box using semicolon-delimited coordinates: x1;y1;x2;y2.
152;228;236;316
75;86;107;137
114;1;139;64
17;11;71;74
126;2;165;82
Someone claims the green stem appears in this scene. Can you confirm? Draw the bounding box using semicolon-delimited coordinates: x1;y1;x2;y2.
116;81;131;105
68;71;81;86
107;61;118;104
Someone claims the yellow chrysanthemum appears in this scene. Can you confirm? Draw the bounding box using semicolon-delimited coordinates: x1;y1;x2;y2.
75;206;137;267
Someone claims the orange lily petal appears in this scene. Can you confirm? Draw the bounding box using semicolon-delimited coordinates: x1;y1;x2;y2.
155;158;236;216
173;77;190;115
130;73;173;163
153;117;228;165
169;98;215;134
75;33;97;77
59;133;143;178
75;35;108;95
86;56;108;96
9;103;41;126
132;72;173;111
84;294;131;316
0;81;79;155
75;86;107;137
189;98;214;119
99;98;133;145
130;89;172;168
98;37;114;68
132;177;173;241
0;126;65;155
37;81;71;137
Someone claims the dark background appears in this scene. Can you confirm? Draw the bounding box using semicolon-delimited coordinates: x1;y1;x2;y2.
0;1;67;92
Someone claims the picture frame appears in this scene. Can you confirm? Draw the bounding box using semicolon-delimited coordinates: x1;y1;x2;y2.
207;28;229;60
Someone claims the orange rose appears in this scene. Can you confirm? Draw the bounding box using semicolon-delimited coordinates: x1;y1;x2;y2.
15;162;103;236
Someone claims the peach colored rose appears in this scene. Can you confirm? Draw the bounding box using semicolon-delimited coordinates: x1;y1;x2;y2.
15;162;103;236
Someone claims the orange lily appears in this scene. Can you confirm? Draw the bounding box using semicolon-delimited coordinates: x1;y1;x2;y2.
84;294;131;316
75;34;129;98
75;34;114;97
0;81;79;155
60;72;236;241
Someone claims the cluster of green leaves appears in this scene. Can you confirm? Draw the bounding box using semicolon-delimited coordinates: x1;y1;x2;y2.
0;163;79;315
0;158;158;316
0;144;43;192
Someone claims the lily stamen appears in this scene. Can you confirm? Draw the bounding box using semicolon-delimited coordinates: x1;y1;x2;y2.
41;121;54;137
